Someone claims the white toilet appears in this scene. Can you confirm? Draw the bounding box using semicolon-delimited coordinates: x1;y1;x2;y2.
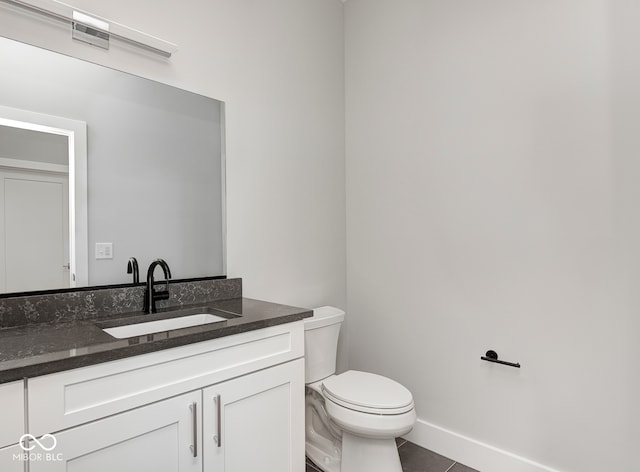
304;306;416;472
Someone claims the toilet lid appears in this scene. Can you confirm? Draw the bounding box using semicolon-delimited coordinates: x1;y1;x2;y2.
321;370;414;414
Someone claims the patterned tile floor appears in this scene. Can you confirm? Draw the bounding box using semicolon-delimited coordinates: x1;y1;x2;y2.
305;438;479;472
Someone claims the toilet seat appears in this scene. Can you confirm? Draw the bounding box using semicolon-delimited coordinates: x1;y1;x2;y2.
322;371;414;415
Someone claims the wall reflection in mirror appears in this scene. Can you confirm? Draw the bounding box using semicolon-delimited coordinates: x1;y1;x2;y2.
0;36;225;294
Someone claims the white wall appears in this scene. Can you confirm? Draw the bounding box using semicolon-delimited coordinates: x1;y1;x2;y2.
0;125;68;165
345;1;637;471
0;0;346;310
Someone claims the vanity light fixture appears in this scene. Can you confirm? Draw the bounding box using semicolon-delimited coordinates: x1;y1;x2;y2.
0;0;178;57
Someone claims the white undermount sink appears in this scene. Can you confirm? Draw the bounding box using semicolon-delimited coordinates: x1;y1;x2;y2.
102;313;228;339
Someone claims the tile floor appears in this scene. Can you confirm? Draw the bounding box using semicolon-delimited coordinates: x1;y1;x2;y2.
305;438;479;472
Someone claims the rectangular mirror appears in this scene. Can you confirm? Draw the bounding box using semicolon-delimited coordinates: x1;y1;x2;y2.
0;35;225;294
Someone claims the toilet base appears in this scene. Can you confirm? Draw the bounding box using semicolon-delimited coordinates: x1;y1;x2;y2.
341;432;402;472
306;387;342;472
306;442;340;472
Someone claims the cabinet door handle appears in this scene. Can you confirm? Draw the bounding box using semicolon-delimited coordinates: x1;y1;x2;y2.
214;394;222;447
190;402;198;457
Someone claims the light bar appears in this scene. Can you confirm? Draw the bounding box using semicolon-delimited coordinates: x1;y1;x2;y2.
0;0;178;58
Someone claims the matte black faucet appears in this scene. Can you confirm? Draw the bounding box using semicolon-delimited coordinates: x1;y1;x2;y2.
143;259;172;314
127;257;139;284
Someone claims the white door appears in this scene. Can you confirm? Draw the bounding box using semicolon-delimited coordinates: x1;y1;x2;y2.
203;358;305;472
0;169;69;292
29;390;202;472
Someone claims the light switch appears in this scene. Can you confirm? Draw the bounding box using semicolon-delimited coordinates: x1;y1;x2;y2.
95;242;113;260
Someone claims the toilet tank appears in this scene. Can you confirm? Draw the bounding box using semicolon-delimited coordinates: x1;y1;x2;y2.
304;306;345;383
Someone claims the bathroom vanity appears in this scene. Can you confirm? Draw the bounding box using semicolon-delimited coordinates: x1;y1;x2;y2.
0;28;311;472
0;278;311;472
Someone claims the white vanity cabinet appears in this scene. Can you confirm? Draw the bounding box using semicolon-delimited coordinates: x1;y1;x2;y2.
0;380;25;472
25;321;305;472
0;446;24;472
30;390;202;472
0;380;24;447
203;358;305;472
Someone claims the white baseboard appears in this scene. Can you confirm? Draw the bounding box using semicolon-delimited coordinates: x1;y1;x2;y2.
404;419;564;472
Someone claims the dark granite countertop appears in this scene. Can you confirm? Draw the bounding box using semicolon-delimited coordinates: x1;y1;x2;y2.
0;298;312;384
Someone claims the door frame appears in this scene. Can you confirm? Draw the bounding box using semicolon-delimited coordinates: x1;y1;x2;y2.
0;105;88;287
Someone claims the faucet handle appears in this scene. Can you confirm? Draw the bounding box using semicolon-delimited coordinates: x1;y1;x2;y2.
127;257;139;284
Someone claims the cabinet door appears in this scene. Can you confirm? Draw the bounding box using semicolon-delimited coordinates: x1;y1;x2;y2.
203;358;305;472
30;390;201;472
0;380;24;448
0;445;25;472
